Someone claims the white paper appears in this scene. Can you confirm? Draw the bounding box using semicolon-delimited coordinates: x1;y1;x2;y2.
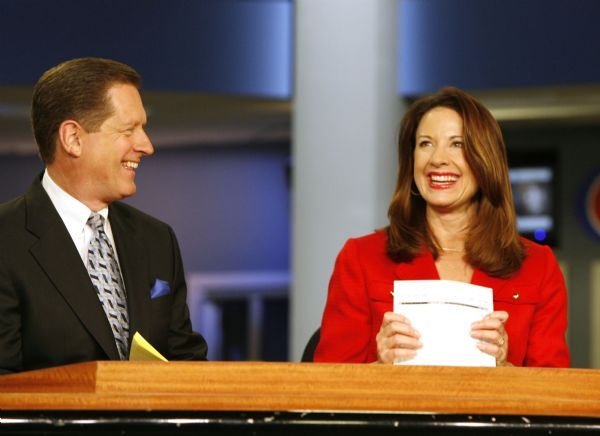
393;280;495;367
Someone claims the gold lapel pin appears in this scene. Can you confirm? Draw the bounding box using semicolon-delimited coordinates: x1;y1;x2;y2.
513;293;520;300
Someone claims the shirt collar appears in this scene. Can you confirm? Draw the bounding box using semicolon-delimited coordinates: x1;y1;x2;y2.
41;170;109;233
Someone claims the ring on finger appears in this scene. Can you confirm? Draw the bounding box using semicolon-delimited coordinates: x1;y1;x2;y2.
497;336;505;347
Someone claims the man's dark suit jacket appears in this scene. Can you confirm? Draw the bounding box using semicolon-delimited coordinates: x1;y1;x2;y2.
0;177;207;374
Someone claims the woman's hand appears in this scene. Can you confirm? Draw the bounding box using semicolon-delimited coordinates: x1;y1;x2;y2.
375;312;422;363
470;311;511;366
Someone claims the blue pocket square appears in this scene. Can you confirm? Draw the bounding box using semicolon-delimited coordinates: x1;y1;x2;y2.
150;278;171;299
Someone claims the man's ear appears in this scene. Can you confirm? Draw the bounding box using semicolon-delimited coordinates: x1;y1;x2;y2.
57;120;84;158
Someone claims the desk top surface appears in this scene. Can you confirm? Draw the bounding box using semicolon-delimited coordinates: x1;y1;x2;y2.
0;361;599;418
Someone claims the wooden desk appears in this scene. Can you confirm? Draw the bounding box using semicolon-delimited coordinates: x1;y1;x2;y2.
1;361;599;434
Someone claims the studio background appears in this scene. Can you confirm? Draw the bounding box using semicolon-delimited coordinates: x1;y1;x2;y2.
0;0;599;367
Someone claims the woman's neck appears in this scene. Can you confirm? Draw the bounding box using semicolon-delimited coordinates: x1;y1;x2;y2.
426;204;475;252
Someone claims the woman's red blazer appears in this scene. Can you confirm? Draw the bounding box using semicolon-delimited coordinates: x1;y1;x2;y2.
314;231;570;367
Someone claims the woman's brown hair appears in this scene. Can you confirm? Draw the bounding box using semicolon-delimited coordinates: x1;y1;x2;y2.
387;87;525;278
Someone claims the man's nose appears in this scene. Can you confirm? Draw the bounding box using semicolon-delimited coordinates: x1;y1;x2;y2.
135;130;154;156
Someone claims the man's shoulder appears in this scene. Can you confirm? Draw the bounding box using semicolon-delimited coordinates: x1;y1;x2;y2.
0;194;25;214
0;175;46;222
0;194;33;251
0;194;27;226
110;201;171;231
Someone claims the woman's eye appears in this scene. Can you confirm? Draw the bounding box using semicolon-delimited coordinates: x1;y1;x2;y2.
418;141;432;148
452;141;464;148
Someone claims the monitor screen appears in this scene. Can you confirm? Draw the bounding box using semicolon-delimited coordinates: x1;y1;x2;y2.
508;151;558;246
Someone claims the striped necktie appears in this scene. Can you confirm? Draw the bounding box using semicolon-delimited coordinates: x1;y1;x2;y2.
86;213;130;360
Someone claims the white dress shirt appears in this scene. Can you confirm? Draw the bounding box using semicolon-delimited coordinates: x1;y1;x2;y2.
41;170;120;268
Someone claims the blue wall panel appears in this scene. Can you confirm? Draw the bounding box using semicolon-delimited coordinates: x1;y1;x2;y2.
0;0;292;98
125;146;291;272
400;0;600;95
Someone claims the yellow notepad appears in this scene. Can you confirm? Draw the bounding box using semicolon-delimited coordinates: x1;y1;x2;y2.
129;331;168;362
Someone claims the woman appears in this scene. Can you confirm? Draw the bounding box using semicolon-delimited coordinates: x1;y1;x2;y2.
314;87;570;367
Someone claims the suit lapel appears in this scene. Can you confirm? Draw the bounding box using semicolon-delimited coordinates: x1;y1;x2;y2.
25;179;120;360
108;204;151;342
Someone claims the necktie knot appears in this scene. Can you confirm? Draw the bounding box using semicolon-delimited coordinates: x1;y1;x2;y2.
87;213;105;232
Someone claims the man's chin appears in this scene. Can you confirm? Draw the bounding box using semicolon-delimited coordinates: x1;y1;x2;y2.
112;184;137;202
123;185;137;199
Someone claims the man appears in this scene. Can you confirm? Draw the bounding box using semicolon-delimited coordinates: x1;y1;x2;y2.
0;58;207;374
